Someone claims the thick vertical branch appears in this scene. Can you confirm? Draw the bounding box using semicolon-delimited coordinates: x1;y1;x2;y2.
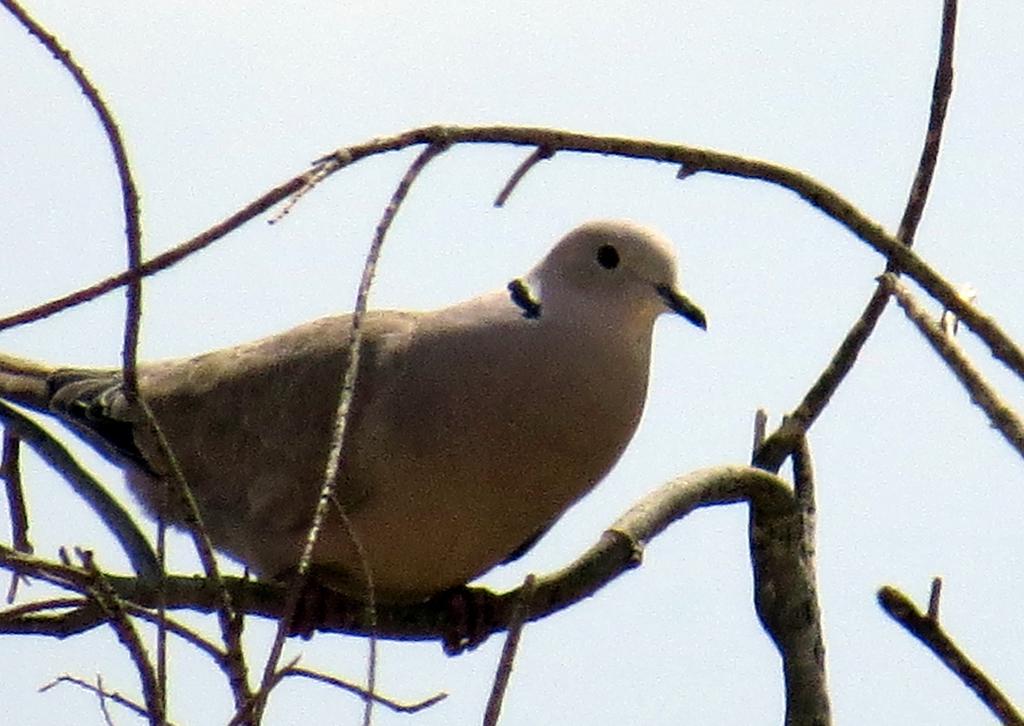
750;437;830;726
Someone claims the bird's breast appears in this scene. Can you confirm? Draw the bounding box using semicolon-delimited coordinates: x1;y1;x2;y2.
340;317;654;598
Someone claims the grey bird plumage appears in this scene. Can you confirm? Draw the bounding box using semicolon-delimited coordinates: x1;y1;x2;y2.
0;220;705;603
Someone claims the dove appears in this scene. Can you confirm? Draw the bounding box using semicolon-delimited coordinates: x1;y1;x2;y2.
0;219;705;604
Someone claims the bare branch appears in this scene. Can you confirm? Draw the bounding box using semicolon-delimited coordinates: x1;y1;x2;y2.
895;0;958;249
2;596;90;619
0;401;158;580
7;5;251;699
1;122;1016;395
750;438;830;726
881;273;1024;458
493;145;554;206
0;466;800;642
752;409;769;453
755;0;960;471
879;585;1023;725
927;577;942;620
1;432;29;553
0;545;95;593
76;549;163;724
0;599;104;637
483;574;536;726
40;674;164;725
248;141;450;724
2;431;31;602
281;667;447;714
0;0;145;389
95;673;116;726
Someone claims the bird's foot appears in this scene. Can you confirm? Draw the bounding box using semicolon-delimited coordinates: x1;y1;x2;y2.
431;585;501;656
272;569;364;639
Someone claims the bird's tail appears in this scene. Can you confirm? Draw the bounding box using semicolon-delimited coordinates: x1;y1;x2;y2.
0;353;58;412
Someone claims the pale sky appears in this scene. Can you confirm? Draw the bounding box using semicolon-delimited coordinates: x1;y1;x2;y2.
1;2;1023;724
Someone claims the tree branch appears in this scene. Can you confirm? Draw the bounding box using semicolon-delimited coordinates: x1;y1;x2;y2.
0;401;158;581
879;585;1023;725
246;141;450;725
40;674;162;725
2;122;1017;392
0;466;803;643
483;574;536;726
755;0;960;471
881;273;1024;458
76;549;163;725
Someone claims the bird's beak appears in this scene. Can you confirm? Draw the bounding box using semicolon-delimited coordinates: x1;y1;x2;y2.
656;284;707;330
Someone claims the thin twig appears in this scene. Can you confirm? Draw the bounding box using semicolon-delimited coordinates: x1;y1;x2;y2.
155;509;167;726
77;548;163;725
894;0;958;249
2;431;31;602
927;577;943;620
0;0;145;393
40;674;163;724
269;162;335;224
282;666;448;714
755;0;960;471
248;141;450;724
329;495;379;726
752;409;769;453
95;673;116;726
483;574;536;726
135;397;252;711
879;585;1023;725
1;596;89;620
1;432;29;553
493;145;554;206
126;605;226;663
881;273;1024;458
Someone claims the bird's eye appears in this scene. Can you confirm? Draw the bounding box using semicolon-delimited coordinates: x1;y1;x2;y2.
596;244;620;269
